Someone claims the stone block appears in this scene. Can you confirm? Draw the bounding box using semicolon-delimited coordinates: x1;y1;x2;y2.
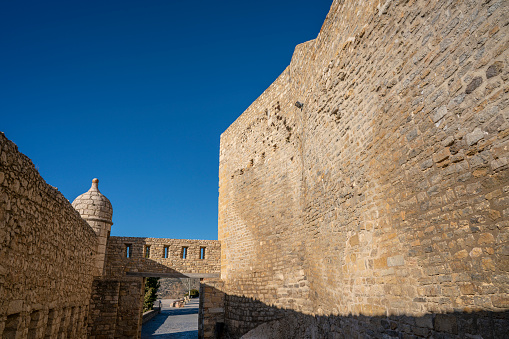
387;255;405;267
434;314;457;334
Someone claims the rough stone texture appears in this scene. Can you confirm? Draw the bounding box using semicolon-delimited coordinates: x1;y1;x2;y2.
87;236;220;338
3;0;509;337
88;279;120;338
0;132;98;338
199;279;226;339
114;278;145;338
72;179;113;223
104;237;220;278
219;0;509;337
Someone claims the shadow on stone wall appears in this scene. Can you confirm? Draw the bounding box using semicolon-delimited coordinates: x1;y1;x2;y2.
207;287;508;339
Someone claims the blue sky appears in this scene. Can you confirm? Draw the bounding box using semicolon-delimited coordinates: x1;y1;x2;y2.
1;0;331;240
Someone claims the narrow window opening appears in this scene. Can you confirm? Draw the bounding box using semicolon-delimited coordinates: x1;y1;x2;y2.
200;247;206;259
4;313;21;339
125;244;132;258
145;245;151;259
163;246;169;258
181;246;188;259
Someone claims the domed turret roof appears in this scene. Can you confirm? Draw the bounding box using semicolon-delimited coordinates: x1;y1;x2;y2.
72;178;113;224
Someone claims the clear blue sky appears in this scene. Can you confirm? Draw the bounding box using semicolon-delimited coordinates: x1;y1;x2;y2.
1;0;331;240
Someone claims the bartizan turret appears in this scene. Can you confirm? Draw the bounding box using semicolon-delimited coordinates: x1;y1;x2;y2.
72;178;113;276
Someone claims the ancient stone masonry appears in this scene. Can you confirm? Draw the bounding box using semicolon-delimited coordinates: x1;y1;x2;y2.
87;236;220;338
219;0;509;337
0;133;98;338
2;0;509;338
0;131;221;338
104;237;220;278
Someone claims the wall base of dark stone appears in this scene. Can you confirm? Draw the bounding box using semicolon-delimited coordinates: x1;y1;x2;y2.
224;295;509;339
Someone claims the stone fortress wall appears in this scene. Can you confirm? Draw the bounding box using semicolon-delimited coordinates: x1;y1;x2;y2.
0;133;98;338
219;0;509;337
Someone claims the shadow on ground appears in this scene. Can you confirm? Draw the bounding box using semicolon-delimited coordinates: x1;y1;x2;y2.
142;330;198;339
142;300;199;339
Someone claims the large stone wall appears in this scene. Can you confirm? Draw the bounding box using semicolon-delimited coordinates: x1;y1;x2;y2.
0;132;98;338
219;0;509;337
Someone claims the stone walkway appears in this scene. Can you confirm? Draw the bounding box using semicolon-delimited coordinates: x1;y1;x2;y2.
141;298;199;338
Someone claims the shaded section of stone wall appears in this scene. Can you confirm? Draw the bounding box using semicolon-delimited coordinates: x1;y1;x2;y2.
105;236;220;278
199;279;226;339
115;278;144;338
239;303;509;339
0;132;98;338
88;277;144;338
219;0;509;337
88;279;120;338
203;289;508;338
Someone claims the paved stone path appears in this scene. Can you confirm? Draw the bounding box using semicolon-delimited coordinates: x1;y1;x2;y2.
141;299;199;338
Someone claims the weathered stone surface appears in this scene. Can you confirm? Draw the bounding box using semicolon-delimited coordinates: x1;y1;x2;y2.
465;76;483;94
218;0;509;338
486;61;504;79
0;132;97;338
0;131;221;338
104;236;220;279
466;127;485;146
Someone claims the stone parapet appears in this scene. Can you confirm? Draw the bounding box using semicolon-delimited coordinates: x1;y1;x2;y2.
104;236;220;278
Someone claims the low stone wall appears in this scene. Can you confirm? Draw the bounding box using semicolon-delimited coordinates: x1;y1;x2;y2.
105;237;220;278
0;132;98;338
142;308;160;324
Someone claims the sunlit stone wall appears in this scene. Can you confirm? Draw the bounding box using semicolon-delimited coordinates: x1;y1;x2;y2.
0;133;98;338
219;0;509;337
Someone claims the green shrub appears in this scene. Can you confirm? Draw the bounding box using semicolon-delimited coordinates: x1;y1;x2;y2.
186;289;199;298
143;277;160;312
